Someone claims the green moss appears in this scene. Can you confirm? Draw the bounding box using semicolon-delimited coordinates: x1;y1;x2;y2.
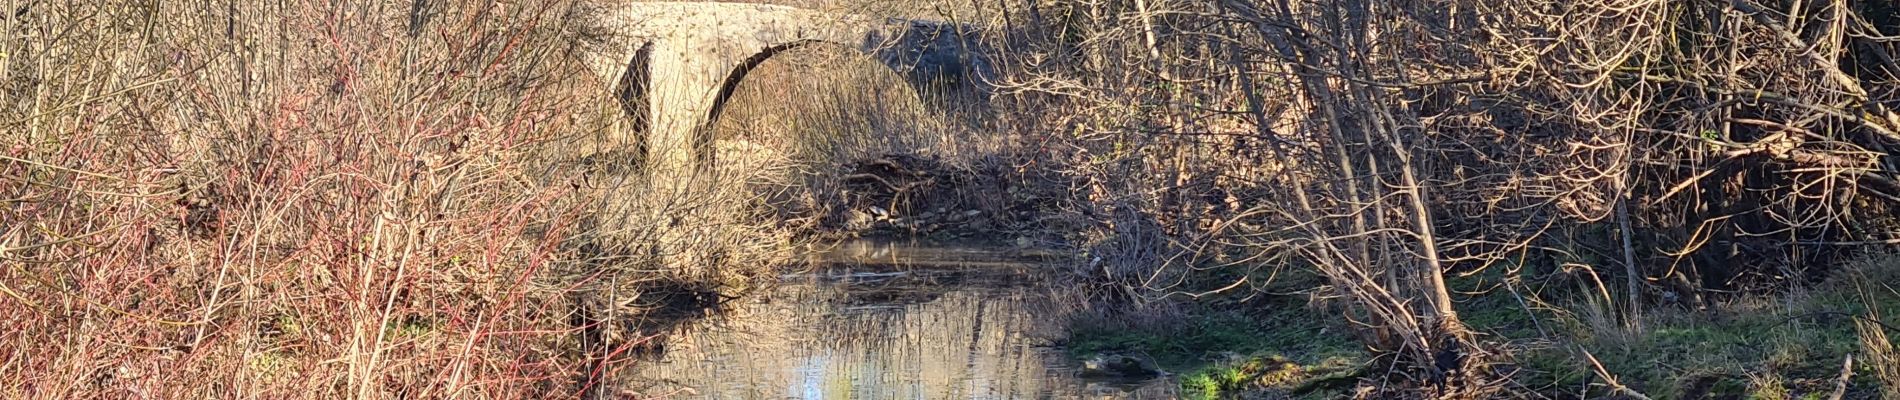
1178;356;1274;400
385;316;439;339
273;313;304;338
1069;292;1366;398
248;350;291;378
1174;354;1362;400
1180;373;1223;400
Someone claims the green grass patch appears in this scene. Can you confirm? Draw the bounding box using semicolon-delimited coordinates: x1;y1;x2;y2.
1067;291;1367;399
1505;255;1900;399
1177;354;1362;400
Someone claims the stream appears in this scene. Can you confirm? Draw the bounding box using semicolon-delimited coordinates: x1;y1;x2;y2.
615;239;1176;399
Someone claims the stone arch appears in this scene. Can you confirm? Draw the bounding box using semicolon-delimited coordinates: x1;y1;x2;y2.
690;39;927;168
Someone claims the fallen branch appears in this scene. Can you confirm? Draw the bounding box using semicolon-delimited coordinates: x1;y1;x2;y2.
1579;346;1654;400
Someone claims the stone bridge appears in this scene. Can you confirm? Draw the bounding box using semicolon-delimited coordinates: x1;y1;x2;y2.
578;2;983;175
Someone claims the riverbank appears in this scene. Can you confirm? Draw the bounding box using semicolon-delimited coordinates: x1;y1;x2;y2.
1056;251;1900;399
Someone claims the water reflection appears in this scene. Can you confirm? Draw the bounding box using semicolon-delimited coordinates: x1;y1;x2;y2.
617;240;1175;399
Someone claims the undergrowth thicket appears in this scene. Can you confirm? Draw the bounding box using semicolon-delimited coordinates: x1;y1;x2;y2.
11;0;1900;398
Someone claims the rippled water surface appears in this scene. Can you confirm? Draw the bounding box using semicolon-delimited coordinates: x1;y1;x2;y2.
617;240;1175;399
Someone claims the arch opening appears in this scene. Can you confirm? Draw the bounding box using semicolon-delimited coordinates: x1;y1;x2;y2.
694;40;931;170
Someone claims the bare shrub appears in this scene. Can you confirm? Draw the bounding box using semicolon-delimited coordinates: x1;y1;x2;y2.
0;0;791;398
977;0;1900;395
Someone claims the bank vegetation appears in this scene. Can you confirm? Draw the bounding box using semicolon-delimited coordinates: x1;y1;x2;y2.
970;0;1900;397
7;0;1900;399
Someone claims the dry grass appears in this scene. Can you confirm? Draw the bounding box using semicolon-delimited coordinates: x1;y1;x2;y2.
707;41;1024;237
0;0;793;398
1857;315;1898;399
1854;255;1900;399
